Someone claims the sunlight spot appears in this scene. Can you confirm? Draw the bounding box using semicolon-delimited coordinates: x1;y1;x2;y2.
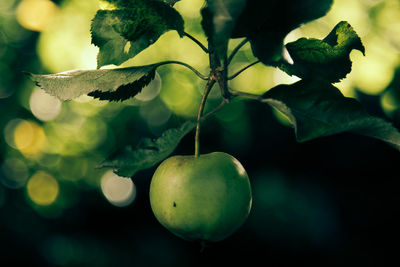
4;119;23;149
175;0;203;18
160;71;200;118
99;0;117;10
140;99;172;127
14;120;46;155
43;116;107;155
16;0;58;32
381;91;399;117
230;63;275;95
273;69;300;86
124;42;131;54
80;45;99;70
30;88;62;121
27;171;59;206
72;94;95;103
101;171;136;207
135;72;162;102
282;47;294;65
352;54;394;95
38;0;98;72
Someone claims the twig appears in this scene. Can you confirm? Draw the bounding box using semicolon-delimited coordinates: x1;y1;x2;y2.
184;32;209;54
228;60;261;80
202;99;227;120
157;60;209;80
227;38;249;64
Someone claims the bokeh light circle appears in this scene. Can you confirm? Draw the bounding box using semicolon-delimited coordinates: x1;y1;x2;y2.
27;171;59;206
135;72;162;102
16;0;58;32
1;158;29;189
13;120;46;155
30;88;62;121
100;170;136;207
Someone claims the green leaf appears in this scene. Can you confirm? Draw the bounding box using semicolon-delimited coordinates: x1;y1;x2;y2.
282;21;365;82
262;80;400;150
28;64;158;101
231;0;333;65
201;0;247;60
91;1;184;67
101;121;196;177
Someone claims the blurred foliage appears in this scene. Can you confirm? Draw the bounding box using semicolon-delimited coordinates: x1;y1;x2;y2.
1;0;400;266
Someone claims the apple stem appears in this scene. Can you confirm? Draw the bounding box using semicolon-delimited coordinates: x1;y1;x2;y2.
195;78;216;158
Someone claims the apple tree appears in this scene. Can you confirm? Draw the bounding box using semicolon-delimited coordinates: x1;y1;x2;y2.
28;0;400;243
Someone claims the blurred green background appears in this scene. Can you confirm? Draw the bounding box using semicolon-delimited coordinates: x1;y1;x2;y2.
1;0;400;266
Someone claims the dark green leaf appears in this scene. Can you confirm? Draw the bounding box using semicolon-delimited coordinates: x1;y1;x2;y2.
201;0;247;60
28;64;157;101
101;121;196;177
231;0;333;65
262;80;400;150
91;1;184;67
281;21;365;82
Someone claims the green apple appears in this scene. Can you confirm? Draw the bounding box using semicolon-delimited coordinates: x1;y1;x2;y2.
149;152;252;242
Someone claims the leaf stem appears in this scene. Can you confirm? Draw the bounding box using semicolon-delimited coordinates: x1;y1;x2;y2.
228;60;261;80
227;38;249;64
184;32;209;54
195;78;216;157
156;60;209;80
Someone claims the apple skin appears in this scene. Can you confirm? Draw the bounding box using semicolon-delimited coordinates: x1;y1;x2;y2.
149;152;252;242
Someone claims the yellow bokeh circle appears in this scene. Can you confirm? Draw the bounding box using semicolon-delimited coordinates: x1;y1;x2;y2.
14;120;46;155
16;0;59;32
27;171;59;206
